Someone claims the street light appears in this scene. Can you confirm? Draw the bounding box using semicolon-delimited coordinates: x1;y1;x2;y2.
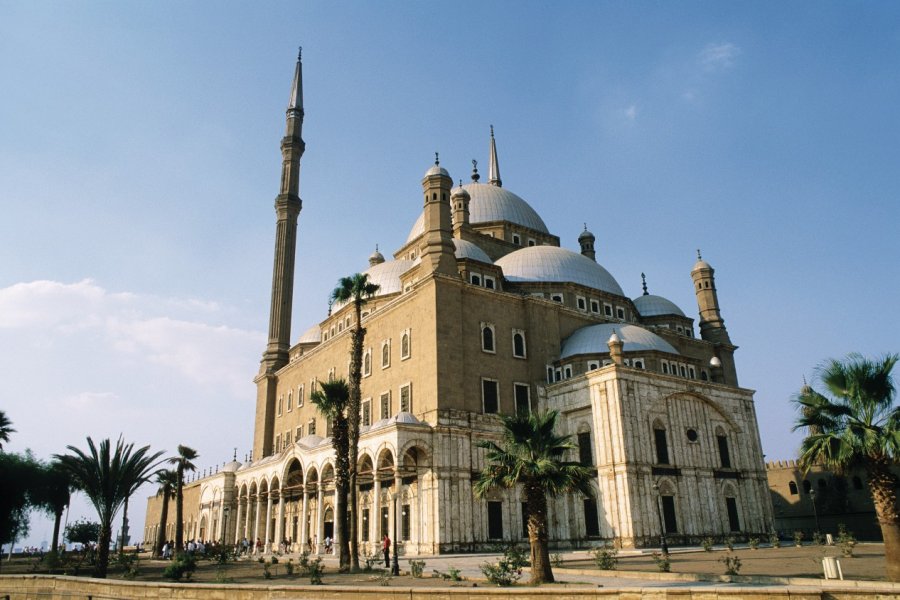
391;491;400;576
809;489;820;534
221;506;229;546
651;481;669;555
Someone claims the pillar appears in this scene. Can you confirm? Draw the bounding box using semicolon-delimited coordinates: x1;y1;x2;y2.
264;491;274;551
373;477;381;542
316;483;325;554
234;498;243;543
300;490;309;550
275;491;285;548
252;494;261;546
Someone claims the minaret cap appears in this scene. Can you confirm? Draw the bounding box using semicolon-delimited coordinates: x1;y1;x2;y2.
692;248;712;272
368;244;385;266
288;46;303;112
607;331;622;345
641;272;649;295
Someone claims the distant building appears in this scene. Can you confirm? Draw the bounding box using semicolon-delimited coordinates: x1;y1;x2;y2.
145;51;774;554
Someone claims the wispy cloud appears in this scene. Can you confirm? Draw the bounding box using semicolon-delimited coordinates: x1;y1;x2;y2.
699;42;740;71
624;105;638;121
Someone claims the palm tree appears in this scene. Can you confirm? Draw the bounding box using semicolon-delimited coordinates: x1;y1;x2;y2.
474;410;594;584
331;273;379;570
152;469;178;558
794;353;900;582
34;460;71;559
168;445;198;553
311;378;351;571
0;410;14;450
54;437;164;578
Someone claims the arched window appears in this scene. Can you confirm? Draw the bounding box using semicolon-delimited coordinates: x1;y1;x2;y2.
400;331;410;359
512;331;526;358
481;324;495;353
802;480;812;494
788;481;798;495
381;341;390;368
363;350;371;377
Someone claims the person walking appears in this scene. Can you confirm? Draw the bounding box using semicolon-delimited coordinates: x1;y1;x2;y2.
382;534;391;568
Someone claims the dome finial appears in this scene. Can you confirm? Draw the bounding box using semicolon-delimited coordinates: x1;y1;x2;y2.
233;447;237;461
488;125;502;187
297;46;302;61
434;152;440;166
641;272;648;295
471;159;480;182
697;248;702;260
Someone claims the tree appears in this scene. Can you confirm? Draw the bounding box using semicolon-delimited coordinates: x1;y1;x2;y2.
474;410;594;584
168;445;198;553
152;469;178;558
54;437;164;578
794;353;900;582
331;273;379;570
0;410;14;451
0;450;42;561
32;460;72;559
65;519;100;547
311;378;351;571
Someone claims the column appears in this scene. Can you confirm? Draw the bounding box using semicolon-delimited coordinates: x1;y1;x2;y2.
316;483;325;554
300;490;309;551
217;498;225;542
252;494;261;547
372;477;381;542
264;491;274;552
333;485;341;550
234;498;243;544
394;470;402;551
276;491;285;548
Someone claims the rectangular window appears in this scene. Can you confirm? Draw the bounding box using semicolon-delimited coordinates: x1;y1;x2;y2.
547;366;554;383
274;434;281;452
550;293;563;303
662;496;678;533
554;368;562;382
726;497;740;532
326;419;333;437
576;296;587;311
527;238;536;247
654;429;670;465
399;383;412;413
590;300;600;313
679;365;687;377
578;432;593;466
482;379;499;414
604;303;613;317
400;330;411;359
512;234;521;245
616;307;625;320
296;426;302;440
514;383;530;416
588;360;599;371
381;340;391;368
662;362;669;375
363;349;372;377
401;504;411;541
484;276;496;289
487;501;504;539
308;419;316;436
471;274;482;286
564;365;572;379
362;399;372;427
584;499;600;537
380;392;391;419
633;359;645;369
362;509;370;542
717;435;732;468
688;366;696;379
285;431;291;446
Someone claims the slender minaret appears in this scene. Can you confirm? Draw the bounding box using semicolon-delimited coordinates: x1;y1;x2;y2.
419;153;457;276
691;250;731;345
452;178;470;231
579;223;596;261
488;125;502;187
262;48;305;372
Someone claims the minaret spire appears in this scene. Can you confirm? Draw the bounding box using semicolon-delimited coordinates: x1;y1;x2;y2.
488;125;502;187
288;46;304;115
641;272;649;295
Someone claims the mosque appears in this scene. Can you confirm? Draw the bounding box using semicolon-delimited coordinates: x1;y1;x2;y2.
144;51;774;555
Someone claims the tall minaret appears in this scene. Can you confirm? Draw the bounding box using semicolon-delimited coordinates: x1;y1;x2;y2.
691;250;731;345
419;154;457;276
488;125;502;187
262;48;305;372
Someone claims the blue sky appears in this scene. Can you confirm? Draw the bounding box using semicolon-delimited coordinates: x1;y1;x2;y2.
2;2;899;547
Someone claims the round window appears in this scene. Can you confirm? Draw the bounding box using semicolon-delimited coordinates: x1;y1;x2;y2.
686;429;699;442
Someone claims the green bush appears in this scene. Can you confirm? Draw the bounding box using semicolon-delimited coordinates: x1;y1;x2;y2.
748;537;759;550
812;531;826;546
725;535;735;551
652;551;671;572
480;545;527;586
262;559;273;579
285;558;295;575
116;551;140;580
769;532;781;548
434;566;463;581
270;555;279;564
837;524;856;557
701;536;714;552
408;559;425;578
163;553;197;581
720;553;741;576
298;552;324;584
793;530;804;546
591;543;618;570
550;552;563;568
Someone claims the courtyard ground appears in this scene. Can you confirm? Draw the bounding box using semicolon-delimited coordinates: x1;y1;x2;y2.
0;542;890;588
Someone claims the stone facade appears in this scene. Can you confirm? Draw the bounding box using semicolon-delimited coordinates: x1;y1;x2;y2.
144;52;774;555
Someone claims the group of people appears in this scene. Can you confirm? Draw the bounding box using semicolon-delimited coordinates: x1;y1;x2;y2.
157;539;220;559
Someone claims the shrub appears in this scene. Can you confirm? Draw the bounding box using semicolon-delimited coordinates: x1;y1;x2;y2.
592;543;618;570
262;560;272;579
652;552;671;572
270;555;279;564
837;524;856;558
701;536;714;552
257;556;265;563
434;566;463;581
298;552;324;584
720;553;741;576
363;549;381;571
214;545;235;565
285;558;295;575
725;535;735;551
550;553;563;568
481;545;527;586
163;553;197;581
793;530;804;547
409;559;425;578
748;537;759;550
116;551;140;580
812;531;826;546
769;532;781;548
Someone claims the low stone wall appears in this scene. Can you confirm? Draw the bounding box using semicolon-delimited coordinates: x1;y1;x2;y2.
2;575;900;600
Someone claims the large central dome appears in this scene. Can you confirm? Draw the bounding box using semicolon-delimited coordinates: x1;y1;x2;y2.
406;182;549;243
495;246;625;296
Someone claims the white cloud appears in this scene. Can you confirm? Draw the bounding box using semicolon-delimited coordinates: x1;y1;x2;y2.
699;42;740;71
624;105;638;121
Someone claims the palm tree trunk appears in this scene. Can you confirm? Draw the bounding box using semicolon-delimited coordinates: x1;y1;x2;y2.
868;459;900;582
347;318;365;570
50;508;63;559
175;467;185;552
526;485;554;584
154;490;170;558
95;521;112;578
119;495;129;552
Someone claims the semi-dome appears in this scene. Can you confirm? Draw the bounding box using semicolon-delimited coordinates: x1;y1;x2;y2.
407;182;549;242
495;246;624;296
453;239;492;263
633;294;686;317
333;259;415;312
297;324;322;344
561;323;678;359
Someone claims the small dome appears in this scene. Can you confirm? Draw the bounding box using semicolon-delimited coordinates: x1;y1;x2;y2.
407;182;549;242
298;434;324;447
297;325;321;344
222;460;242;473
424;164;450;178
390;411;423;425
579;228;595;241
561;324;678;359
607;331;621;344
452;185;470;200
495;246;624;296
710;356;722;368
369;418;390;431
453;239;492;263
633;294;686;318
692;259;712;272
368;247;385;266
333;259;415;312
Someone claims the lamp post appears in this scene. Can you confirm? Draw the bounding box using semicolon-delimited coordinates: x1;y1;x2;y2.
391;491;400;576
651;482;669;555
809;489;820;534
221;506;229;546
